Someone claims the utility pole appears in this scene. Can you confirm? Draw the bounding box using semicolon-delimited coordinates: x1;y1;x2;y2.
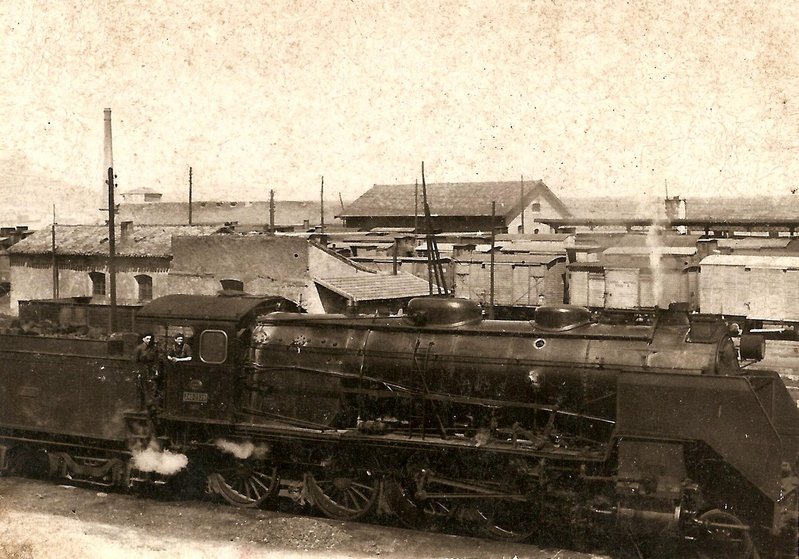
489;201;496;319
107;167;118;332
520;175;525;234
320;176;325;234
188;166;193;225
51;205;58;298
269;189;275;234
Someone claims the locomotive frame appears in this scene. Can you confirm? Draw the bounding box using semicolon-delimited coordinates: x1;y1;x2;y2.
0;294;796;558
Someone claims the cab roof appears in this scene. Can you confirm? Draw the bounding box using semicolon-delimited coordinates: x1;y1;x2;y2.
138;294;301;323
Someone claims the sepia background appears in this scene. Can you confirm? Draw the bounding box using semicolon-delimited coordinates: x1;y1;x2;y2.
2;0;798;224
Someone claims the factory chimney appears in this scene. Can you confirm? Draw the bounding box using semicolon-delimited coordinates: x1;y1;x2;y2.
102;108;114;211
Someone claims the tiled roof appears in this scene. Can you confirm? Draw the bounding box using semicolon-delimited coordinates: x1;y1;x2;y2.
9;224;221;257
340;180;556;218
118;200;340;227
314;272;432;302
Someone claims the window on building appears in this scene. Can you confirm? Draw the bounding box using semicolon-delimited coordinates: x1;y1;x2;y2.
89;272;106;296
531;202;541;212
135;274;153;301
220;278;244;292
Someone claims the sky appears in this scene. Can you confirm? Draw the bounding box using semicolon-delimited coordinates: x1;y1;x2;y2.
2;0;798;223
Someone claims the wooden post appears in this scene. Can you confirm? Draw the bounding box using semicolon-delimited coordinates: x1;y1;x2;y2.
188;166;193;225
107;167;118;332
520;175;525;234
51;205;58;298
269;189;275;234
320;176;325;234
489;201;496;319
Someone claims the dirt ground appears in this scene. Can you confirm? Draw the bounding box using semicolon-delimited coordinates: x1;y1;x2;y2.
0;476;610;559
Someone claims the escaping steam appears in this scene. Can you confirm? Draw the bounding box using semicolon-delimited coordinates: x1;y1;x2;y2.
132;441;188;475
647;224;664;306
215;438;270;460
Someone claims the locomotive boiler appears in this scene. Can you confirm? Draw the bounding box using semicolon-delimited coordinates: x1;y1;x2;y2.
0;294;796;559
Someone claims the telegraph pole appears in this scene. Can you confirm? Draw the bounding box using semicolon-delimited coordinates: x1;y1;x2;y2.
188;166;193;225
107;167;118;333
51;205;58;298
489;201;496;319
520;175;525;234
269;189;275;234
320;176;325;234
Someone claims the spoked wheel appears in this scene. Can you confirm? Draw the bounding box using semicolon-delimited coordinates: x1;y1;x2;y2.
470;499;537;542
383;478;454;531
208;460;279;508
694;509;756;559
305;470;380;521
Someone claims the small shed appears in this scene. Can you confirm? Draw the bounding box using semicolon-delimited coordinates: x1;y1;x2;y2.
314;272;433;315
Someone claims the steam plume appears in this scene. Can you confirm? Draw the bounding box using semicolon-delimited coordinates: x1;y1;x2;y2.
215;439;270;460
132;441;188;475
647;224;664;306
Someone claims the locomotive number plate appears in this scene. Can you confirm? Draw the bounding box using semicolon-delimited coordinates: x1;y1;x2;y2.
182;391;208;403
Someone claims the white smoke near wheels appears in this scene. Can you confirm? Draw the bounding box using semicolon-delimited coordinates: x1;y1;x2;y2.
215;439;270;460
132;441;188;475
647;223;664;306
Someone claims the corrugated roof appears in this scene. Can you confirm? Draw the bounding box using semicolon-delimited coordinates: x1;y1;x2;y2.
315;272;432;302
716;238;793;249
9;224;221;257
118;200;339;227
700;254;799;269
686;197;799;220
554;194;799;222
603;246;697;256
455;253;566;265
341;180;557;218
495;240;568;253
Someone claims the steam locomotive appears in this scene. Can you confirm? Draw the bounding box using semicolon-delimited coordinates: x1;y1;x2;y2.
0;294;796;559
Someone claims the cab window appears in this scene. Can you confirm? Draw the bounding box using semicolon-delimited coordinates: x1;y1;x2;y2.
151;324;195;348
200;330;228;364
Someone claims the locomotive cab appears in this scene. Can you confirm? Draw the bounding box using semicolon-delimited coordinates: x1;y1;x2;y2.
136;294;301;422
